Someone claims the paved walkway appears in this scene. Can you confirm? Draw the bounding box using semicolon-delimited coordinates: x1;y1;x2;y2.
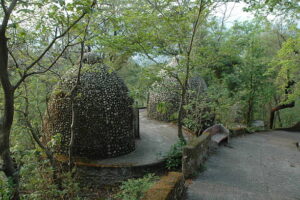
186;131;300;200
81;109;180;166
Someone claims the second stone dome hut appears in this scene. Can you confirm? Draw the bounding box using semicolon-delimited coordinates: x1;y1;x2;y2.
147;57;208;122
147;74;207;122
43;53;135;159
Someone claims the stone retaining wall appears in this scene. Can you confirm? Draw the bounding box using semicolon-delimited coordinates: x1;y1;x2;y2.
74;161;165;187
182;125;251;179
142;172;185;200
182;132;212;178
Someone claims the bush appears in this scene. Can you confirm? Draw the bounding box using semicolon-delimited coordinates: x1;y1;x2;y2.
0;176;14;200
115;174;158;200
165;139;186;171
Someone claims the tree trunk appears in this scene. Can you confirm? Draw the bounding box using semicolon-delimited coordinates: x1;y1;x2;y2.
69;41;85;171
177;87;186;141
276;110;283;127
270;80;296;129
246;97;253;125
270;102;295;129
0;32;20;200
69;100;77;171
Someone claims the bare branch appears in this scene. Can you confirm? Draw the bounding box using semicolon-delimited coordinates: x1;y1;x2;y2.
13;0;97;89
14;42;71;89
187;0;204;57
14;34;83;89
21;83;56;170
136;42;159;65
8;48;19;69
69;16;91;170
23;12;86;72
167;71;184;88
24;115;48;152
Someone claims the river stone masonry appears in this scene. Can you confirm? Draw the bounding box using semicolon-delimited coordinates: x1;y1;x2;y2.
43;61;135;159
147;75;208;122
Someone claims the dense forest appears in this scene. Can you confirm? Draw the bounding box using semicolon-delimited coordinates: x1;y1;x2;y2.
0;0;299;199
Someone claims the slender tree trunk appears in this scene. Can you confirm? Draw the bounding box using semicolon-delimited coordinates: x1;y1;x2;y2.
22;83;62;188
270;80;296;129
69;41;85;170
69;100;77;170
177;86;187;140
176;1;205;141
0;32;20;200
276;111;283;127
246;97;253;125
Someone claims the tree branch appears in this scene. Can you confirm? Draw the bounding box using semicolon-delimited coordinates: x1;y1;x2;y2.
13;0;97;89
14;34;84;90
69;16;91;170
1;0;7;14
0;0;17;33
24;13;86;72
8;48;19;69
14;41;73;89
136;41;159;65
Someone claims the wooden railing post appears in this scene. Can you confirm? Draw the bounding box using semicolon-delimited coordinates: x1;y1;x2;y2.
133;102;140;139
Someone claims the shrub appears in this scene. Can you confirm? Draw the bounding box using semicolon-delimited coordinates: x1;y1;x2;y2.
115;174;158;200
0;176;13;200
165;139;186;171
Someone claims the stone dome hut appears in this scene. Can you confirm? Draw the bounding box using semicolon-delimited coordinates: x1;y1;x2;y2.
147;74;207;122
147;57;208;122
147;76;180;121
43;56;135;159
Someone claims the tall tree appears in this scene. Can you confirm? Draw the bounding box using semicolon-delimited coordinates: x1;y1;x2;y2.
0;1;96;198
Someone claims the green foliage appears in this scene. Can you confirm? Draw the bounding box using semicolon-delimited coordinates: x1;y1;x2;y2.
184;92;214;133
244;0;300;18
156;101;172;114
272;30;300;102
0;177;14;200
17;150;81;200
1;0;300;198
47;133;63;149
115;174;158;200
164;139;186;171
0;146;83;200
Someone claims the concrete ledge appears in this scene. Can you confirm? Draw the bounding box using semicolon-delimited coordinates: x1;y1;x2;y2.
55;154;166;186
143;172;185;200
182;132;211;178
75;160;166;187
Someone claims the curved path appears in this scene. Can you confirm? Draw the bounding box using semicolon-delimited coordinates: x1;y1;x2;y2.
73;109;180;166
186;130;300;200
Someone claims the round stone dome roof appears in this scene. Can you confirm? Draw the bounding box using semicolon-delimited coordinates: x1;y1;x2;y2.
43;64;135;159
